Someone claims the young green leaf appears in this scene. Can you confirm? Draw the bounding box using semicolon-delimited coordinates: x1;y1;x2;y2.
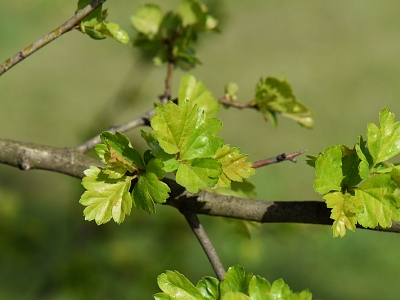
247;276;271;300
178;74;220;118
131;4;164;39
79;166;132;225
355;174;400;228
132;158;170;214
95;21;131;45
367;107;400;166
313;145;344;194
355;135;373;180
214;145;255;188
176;158;222;193
222;292;250;300
220;265;253;295
100;131;145;170
154;270;204;300
324;192;364;237
253;77;313;128
196;277;220;300
151;101;223;160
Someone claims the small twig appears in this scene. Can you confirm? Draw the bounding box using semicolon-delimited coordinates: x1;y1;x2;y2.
159;61;175;104
252;150;306;168
183;212;226;280
0;0;106;76
75;108;155;153
218;97;254;109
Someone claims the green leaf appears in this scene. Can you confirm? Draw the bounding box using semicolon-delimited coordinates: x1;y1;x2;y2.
178;74;220;118
355;135;372;180
77;0;102;27
176;158;222;193
214;145;255;188
220;265;253;296
324;192;364;237
212;179;257;199
196;277;220;300
355;174;400;228
224;82;239;102
253;77;313;128
340;146;362;188
131;4;163;39
141;130;179;172
80;166;132;225
367;107;400;165
248;276;271;300
95;21;131;45
156;270;204;300
178;0;205;27
151;101;223;160
132;158;170;214
267;279;293;300
313;145;344;194
222;292;250;300
100;131;145;170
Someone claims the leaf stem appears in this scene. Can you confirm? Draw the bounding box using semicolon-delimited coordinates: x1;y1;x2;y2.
218;97;254;109
182;212;226;280
0;0;107;76
252;150;306;168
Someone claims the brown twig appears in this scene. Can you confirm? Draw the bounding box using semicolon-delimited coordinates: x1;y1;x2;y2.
159;61;175;103
218;97;254;109
182;212;226;280
252;150;306;168
75;108;155;153
0;0;107;76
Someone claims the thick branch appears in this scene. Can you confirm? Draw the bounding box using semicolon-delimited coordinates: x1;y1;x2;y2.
0;0;106;76
1;137;400;233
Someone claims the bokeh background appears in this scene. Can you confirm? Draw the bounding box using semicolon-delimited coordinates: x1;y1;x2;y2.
2;1;400;299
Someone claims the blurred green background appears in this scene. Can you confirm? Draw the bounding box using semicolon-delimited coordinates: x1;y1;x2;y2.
2;1;400;299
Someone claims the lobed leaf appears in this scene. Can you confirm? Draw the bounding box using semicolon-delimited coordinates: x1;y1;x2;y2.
80;166;132;225
355;174;400;228
313;145;344;194
178;74;220;118
196;277;220;300
215;145;256;188
176;158;222;193
220;265;253;295
131;4;164;39
132;158;170;214
151;101;223;160
367;107;400;165
324;192;364;237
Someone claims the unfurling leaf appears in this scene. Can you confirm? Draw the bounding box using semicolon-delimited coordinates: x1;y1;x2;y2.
253;76;313;128
131;4;164;39
154;270;203;300
80;166;132;225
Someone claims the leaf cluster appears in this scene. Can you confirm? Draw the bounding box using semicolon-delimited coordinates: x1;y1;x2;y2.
131;0;219;69
76;0;130;45
154;265;312;300
309;108;400;237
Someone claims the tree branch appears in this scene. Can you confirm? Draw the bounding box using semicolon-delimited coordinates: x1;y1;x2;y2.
1;137;400;234
252;150;306;168
75;108;154;153
182;212;226;280
0;0;107;76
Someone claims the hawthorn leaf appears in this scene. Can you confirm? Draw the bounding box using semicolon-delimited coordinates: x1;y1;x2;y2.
313;145;344;194
196;277;220;300
221;292;250;300
215;145;256;188
155;270;203;300
141;130;179;172
80;166;132;225
131;4;163;39
132;158;170;214
341;147;362;188
267;279;293;300
355;173;400;228
95;144;108;165
95;21;130;45
176;158;222;193
178;0;205;27
367;107;400;165
101;131;145;170
253;77;313;128
324;192;364;237
77;0;102;27
178;74;220;118
248;276;271;300
220;265;253;296
151;101;223;160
